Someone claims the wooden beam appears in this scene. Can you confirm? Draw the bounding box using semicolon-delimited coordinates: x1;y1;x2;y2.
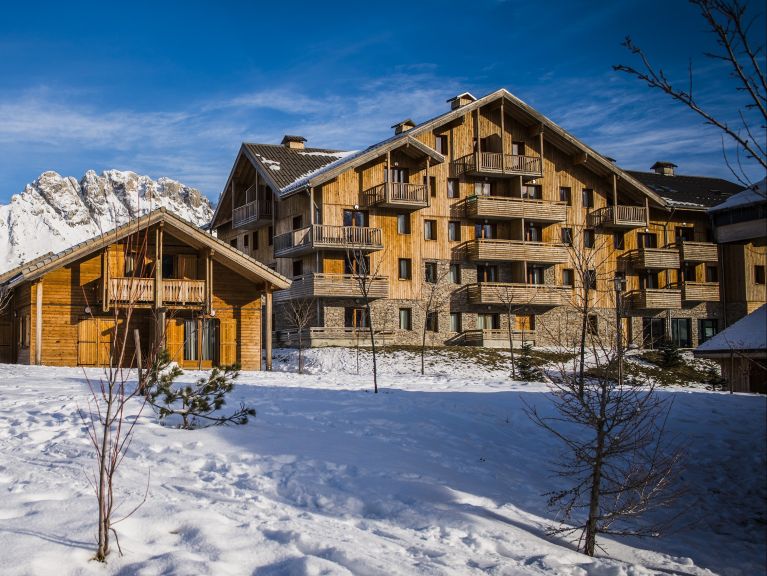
265;288;273;371
500;99;505;176
527;123;544;137
309;187;315;225
101;248;109;312
154;224;164;309
572;151;588;166
35;281;42;365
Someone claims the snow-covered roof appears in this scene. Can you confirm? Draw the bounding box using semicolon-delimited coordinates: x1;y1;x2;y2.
709;178;767;213
695;304;767;355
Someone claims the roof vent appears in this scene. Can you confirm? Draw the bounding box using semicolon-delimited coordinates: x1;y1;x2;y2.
447;92;477;110
391;118;416;135
281;135;307;150
651;161;677;176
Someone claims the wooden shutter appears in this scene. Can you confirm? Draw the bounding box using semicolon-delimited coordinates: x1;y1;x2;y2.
220;319;237;366
77;318;99;366
165;318;185;364
98;318;118;366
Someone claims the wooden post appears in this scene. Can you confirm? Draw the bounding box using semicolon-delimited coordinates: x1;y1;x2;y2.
309;187;315;225
425;157;431;204
154;224;164;309
538;129;544;167
35;281;43;365
475;107;481;165
500;99;506;175
101;248;110;312
265;288;273;371
386;150;391;202
208;250;214;315
612;174;619;225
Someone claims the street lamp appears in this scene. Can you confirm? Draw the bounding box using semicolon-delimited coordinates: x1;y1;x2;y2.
613;275;626;386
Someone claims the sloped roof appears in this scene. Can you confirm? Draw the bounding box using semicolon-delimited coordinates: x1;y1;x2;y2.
0;208;291;290
628;171;744;209
243;143;352;191
709;178;767;212
695;304;767;356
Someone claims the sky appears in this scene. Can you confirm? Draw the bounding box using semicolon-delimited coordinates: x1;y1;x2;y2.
0;0;764;205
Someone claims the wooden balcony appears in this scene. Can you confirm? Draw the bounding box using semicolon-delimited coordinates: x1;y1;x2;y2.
274;273;389;302
461;329;535;348
232;199;273;229
678;240;718;263
274;224;384;257
634;247;681;269
463;195;567;223
682;282;720;302
630;288;682;309
364;182;429;210
452;152;542;178
587;205;648;229
107;277;205;307
464;239;569;263
467;282;569;307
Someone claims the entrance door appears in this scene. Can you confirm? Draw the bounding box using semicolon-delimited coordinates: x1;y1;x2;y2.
77;317;117;366
642;317;666;349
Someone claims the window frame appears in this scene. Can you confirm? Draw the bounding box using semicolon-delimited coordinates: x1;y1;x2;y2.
424;219;437;241
398;258;412;280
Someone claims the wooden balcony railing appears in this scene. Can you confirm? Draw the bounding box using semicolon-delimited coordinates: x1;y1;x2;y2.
274;224;383;257
464;239;569;263
107;277;205;306
635;247;681;269
274;273;389;302
463;195;567;222
682;282;720;302
630;288;682;309
587;205;648;229
163;279;206;304
232;199;273;229
452;152;542;177
364;182;429;209
462;329;535;347
275;326;395;347
677;240;718;263
467;282;569;306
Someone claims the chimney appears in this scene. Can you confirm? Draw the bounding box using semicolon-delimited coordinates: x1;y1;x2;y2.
391;119;416;135
281;135;307;150
651;161;677;176
447;92;477;110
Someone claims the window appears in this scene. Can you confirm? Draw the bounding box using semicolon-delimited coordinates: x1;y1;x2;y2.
345;254;370;275
426;311;438;332
477;264;498;282
344;308;369;328
671;318;692;348
682;264;697;282
399;308;412;330
641;270;660;289
449;263;461;284
268;226;273;246
512;141;525;155
424;176;437;198
638;232;657;249
19;314;30;348
477;313;500;330
613;232;625;250
162;254;175;279
292;215;303;230
397;214;410;235
562;268;575;287
587;315;599;335
292;260;303;278
561;227;573;246
398;258;412;280
522;185;542;200
526;223;542;242
706;266;719;283
699;319;718;344
184;319;198;361
475;222;496;239
253;232;259;250
474;181;492;196
675;227;694;242
201;319;219;363
387;167;409;184
755;265;766;284
527;265;545;285
124;251;138;277
583;229;595;248
230;238;237;249
343;209;367;227
585;269;597;290
559;187;572;205
582;188;594;209
447;179;459;199
243;234;249;249
425;261;438;283
643;318;666;349
448;221;461;242
450;312;462;333
435;134;448;154
424;220;437;241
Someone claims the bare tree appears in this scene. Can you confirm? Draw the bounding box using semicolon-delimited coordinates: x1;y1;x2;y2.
0;284;11;315
614;0;766;184
284;297;316;374
419;265;452;375
496;286;537;380
528;302;684;557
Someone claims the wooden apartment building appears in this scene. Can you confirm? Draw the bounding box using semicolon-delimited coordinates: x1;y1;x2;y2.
0;209;290;369
211;88;747;349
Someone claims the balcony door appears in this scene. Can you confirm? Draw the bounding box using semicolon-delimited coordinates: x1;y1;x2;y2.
476;313;500;330
527;265;545;285
477;264;499;283
386;167;409;184
525;223;543;242
475;222;497;239
675;227;694;242
643;318;666;349
343;209;368;227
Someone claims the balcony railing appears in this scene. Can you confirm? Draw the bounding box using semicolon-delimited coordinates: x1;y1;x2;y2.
461;329;535;347
630;288;682;309
452;152;542;178
634;247;681;269
232;199;273;229
275;326;395;347
107;277;205;306
274;224;383;257
274;273;389;302
467;282;569;306
677;240;718;263
464;239;569;263
364;182;429;209
587;205;648;229
463;195;567;223
682;281;720;302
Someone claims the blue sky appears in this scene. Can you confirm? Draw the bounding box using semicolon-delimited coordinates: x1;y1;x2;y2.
0;0;764;205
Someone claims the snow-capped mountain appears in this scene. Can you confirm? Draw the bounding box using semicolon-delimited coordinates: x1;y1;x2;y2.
0;170;213;274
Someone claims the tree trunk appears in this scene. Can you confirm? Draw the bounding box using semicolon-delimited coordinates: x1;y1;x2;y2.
95;386;114;561
507;317;516;379
298;332;304;375
585;382;608;556
577;287;590;398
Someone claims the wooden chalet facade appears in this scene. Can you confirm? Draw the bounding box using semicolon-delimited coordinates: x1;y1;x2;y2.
0;209;290;370
211;89;749;350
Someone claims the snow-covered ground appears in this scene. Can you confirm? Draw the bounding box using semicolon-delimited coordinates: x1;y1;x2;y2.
0;348;764;575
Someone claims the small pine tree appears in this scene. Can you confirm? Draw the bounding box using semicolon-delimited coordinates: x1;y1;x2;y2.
517;342;544;382
659;339;682;368
705;365;728;391
147;349;255;429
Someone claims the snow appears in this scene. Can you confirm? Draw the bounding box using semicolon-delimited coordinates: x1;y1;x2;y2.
279;150;360;196
696;304;767;353
661;197;706;208
0;348;764;575
0;170;213;274
709;178;767;212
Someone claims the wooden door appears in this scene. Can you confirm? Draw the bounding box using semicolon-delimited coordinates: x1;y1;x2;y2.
98;319;117;366
0;319;13;363
165;318;185;364
78;318;99;366
220;319;237;366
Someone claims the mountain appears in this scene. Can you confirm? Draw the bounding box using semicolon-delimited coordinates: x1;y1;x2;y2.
0;170;213;274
